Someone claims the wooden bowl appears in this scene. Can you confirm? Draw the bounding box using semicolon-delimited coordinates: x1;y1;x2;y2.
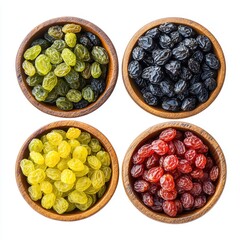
122;17;226;118
16;16;118;118
15;120;119;221
122;121;226;223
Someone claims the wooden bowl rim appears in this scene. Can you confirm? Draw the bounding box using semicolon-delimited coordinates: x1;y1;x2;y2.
16;16;119;118
122;17;226;119
15;120;119;221
122;121;227;223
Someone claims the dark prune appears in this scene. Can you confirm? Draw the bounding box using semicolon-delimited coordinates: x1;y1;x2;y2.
145;27;160;39
162;98;180;111
73;98;89;109
172;43;189;60
152;48;172;66
159;22;177;33
205;53;220;70
180;67;192;80
170;31;182;45
188;58;201;73
142;66;164;84
183;38;198;50
143;91;159;106
181;97;197;111
138;36;154;51
192;50;204;63
178;25;195;37
196;35;212;52
149;84;164;97
128;60;142;79
84;31;101;46
204;78;217;91
174;79;187;94
132;46;145;61
165;60;181;78
159;34;174;48
159;81;174;97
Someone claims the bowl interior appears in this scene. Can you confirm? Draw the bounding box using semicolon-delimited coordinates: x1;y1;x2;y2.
16;17;118;118
122;17;226;119
16;120;119;221
122;121;226;223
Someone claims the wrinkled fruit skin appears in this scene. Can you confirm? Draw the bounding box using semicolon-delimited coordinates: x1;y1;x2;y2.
128;22;220;112
130;127;219;217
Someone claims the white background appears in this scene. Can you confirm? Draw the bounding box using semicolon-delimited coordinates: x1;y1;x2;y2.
0;0;239;239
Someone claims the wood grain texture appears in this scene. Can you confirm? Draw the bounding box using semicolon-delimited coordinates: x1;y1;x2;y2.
122;121;226;223
15;120;119;221
122;17;226;119
15;17;118;118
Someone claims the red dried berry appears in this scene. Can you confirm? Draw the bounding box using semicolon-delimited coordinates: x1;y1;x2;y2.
195;154;207;169
209;166;219;182
160;174;175;191
159;128;177;142
203;181;215;195
194;195;207;209
138;144;154;158
178;159;192;173
173;139;186;155
167;141;176;154
142;192;154;207
151;139;169;155
184;135;203;149
145;167;164;183
132;152;145;164
130;164;144;178
190;182;202;196
163;155;179;171
145;153;159;169
176;175;193;191
181;192;194;210
163;200;178;217
184;149;196;164
158;188;177;200
190;168;204;179
133;180;149;193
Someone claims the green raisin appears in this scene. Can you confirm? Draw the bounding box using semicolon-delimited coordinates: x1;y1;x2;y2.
22;60;36;76
69;81;80;90
64;69;79;84
41;193;56;209
53;197;69;214
81;62;91;79
56;97;73;111
55;78;70;96
78;131;91;144
65;32;77;48
30;151;45;165
48;25;63;40
66;89;82;103
32;85;48;101
68;158;84;171
28;169;46;185
68;190;88;204
24;45;41;60
58;140;71;158
26;74;43;87
101;166;112;182
75;165;89;178
91;46;109;64
54;63;71;77
61;169;76;184
35;54;52;75
44;87;58;103
45;150;60;167
90;62;102;78
74;60;86;72
57;158;69;171
20;159;35;176
74;44;90;61
91;169;105;189
28;184;42;201
89;138;102;152
43;141;57;154
45;168;61;181
51;39;66;52
40;180;53;194
82;86;95;102
96;150;111;166
87;156;102;170
54;180;74;192
42;71;58;91
62;23;81;33
45;47;63;65
97;185;107;198
75;176;92;192
46;131;63;145
28;138;43;152
61;48;76;66
75;194;93;211
72;145;88;163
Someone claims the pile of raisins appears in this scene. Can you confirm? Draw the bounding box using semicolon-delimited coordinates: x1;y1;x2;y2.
128;22;220;112
130;128;219;217
22;23;109;111
20;127;112;214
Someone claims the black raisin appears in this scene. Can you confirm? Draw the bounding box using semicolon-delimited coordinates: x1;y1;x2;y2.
178;25;195;37
143;91;159;106
152;48;172;66
132;46;145;61
165;60;181;78
73;99;89;109
142;66;164;84
174;79;187;94
172;43;190;60
159;34;174;48
159;23;177;33
162;98;180;111
145;27;160;39
205;53;220;70
128;60;142;79
188;58;201;73
204;78;217;91
138;36;154;51
196;35;212;52
183;38;198;50
181;97;197;111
